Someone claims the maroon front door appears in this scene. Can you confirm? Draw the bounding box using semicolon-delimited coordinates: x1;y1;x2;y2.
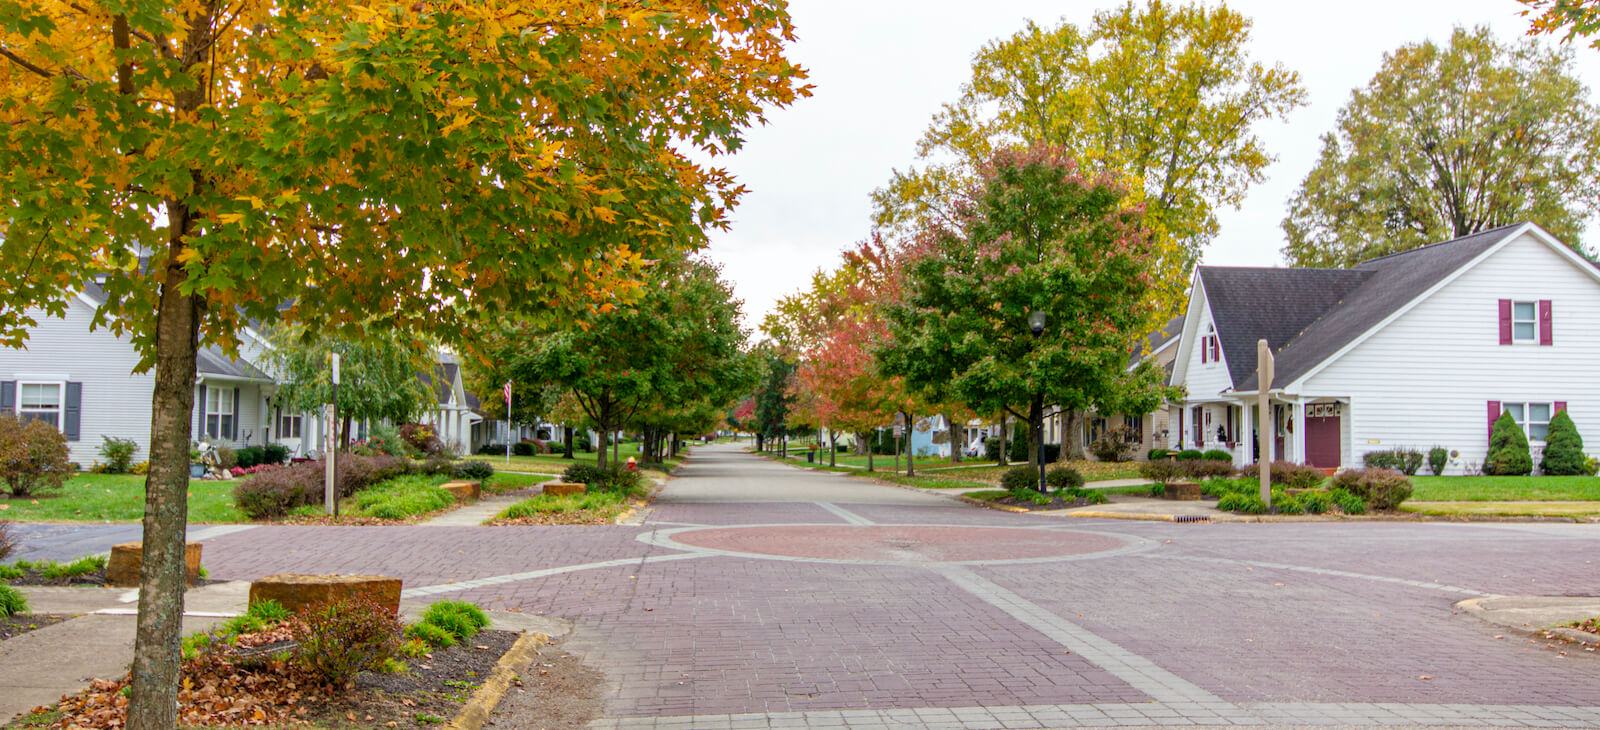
1305;410;1341;468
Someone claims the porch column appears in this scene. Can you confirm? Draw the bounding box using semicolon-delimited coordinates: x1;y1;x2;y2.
1237;403;1254;468
1293;400;1307;465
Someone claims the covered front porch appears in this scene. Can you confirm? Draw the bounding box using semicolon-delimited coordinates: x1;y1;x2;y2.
1169;395;1350;469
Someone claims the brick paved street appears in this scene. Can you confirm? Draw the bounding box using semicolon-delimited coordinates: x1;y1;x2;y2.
198;444;1600;728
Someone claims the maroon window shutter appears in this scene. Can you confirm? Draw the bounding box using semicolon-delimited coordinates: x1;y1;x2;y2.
1556;401;1567;414
1497;299;1512;345
1487;400;1500;441
1200;337;1209;363
1539;300;1553;346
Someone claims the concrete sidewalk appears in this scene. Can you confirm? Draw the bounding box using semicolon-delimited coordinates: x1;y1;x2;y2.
2;581;570;723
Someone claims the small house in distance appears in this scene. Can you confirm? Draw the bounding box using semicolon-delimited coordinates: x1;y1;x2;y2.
1166;222;1599;474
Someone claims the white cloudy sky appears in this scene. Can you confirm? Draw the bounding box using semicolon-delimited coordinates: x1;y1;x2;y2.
703;0;1600;333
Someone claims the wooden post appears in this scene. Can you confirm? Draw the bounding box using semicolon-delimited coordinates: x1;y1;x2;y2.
1257;339;1274;510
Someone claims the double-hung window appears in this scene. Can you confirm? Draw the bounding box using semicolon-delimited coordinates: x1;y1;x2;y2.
1503;402;1553;441
205;387;234;440
18;383;62;427
1511;301;1538;343
278;413;302;439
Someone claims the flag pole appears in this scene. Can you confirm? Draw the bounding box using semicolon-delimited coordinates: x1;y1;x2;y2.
504;381;512;464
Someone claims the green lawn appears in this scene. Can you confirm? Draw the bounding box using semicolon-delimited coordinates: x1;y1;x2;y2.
486;442;682;475
1410;475;1600;501
0;474;246;523
481;471;554;494
1400;501;1600;519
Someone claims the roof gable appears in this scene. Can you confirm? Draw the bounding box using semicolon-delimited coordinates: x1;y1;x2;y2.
1199;266;1368;388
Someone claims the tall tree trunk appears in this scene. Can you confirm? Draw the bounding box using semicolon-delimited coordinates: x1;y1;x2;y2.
866;435;875;472
854;432;868;456
129;215;203;730
339;413;352;454
828;432;837;467
596;401;611;470
563;425;574;459
997;413;1008;466
904;411;915;477
1064;410;1087;460
1028;397;1043;472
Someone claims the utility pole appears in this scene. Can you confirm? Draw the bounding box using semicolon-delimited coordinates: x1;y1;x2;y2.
1257;339;1274;511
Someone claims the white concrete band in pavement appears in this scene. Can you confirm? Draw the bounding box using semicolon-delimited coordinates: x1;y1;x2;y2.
815;502;875;525
589;701;1600;728
1143;553;1498;598
930;564;1225;705
399;551;708;599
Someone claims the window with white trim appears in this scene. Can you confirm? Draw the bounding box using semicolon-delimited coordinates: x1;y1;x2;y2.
205;387;233;440
1511;301;1539;343
1503;402;1553;441
278;413;302;439
18;382;62;428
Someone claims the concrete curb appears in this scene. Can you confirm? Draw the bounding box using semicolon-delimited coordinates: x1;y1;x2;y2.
1455;596;1600;647
1066;510;1192;522
447;631;548;730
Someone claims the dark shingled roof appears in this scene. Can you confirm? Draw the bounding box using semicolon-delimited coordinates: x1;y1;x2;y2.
1130;315;1185;370
416;362;460;404
1210;224;1525;392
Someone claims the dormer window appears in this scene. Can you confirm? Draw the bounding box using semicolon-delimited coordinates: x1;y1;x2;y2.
1200;325;1221;364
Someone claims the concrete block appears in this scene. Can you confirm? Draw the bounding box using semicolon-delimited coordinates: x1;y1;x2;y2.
248;573;402;615
106;541;202;587
542;481;586;497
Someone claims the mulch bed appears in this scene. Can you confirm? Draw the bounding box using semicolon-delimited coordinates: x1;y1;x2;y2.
489;509;631;526
0;613;72;641
303;629;521;729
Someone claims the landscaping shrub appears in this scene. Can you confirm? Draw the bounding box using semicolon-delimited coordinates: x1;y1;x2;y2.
1299;490;1333;514
405;621;456;648
234;462;323;518
1200;477;1254;498
419;600;490;643
1000;465;1042;492
1200;449;1232;462
1329;468;1413;510
214;445;238;470
1089;425;1138;462
262;442;290;465
0;521;15;562
454;460;495;480
1045;466;1085;490
219;599;291;636
399;423;445;456
295;597;404;686
561;463;646;494
1064;487;1110;505
1540;410;1588;476
1329;488;1366;515
1271;489;1306;515
1179;459;1234;481
1146;448;1170;461
0;416;71;497
1236;461;1326;490
511;441;536;456
0;583;28;616
233;445;263;469
1363;448;1423;476
497;490;629;520
1486;411;1533;476
96;437;138;474
1217;491;1267;514
1175;449;1203;460
1427;446;1448;476
522;439;551;455
1137;459;1185;486
351;475;456;519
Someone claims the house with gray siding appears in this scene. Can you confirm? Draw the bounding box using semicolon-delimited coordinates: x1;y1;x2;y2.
1168;222;1600;474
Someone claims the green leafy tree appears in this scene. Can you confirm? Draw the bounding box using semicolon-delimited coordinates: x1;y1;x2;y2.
879;146;1163;472
264;324;434;451
752;346;798;454
1520;0;1600;48
0;3;806;725
1282;26;1600;267
874;1;1305;309
1540;409;1588;476
1487;411;1534;476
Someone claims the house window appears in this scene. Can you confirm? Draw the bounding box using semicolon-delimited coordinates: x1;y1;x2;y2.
205;387;234;440
1200;325;1221;364
18;382;62;428
278;413;302;439
1511;301;1538;343
1125;415;1144;443
1503;402;1553;441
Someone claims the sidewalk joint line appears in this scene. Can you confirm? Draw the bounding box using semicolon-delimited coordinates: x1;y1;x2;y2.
1142;553;1498;597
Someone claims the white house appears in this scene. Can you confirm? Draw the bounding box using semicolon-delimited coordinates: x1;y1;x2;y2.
1168;222;1600;474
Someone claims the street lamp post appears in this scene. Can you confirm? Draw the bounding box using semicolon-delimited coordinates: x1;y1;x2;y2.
1029;311;1047;494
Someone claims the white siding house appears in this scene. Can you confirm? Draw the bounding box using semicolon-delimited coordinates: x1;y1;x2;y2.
1168;222;1600;474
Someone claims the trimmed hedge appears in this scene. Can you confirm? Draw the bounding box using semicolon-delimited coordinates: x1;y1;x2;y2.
233;454;412;519
1540;410;1588;476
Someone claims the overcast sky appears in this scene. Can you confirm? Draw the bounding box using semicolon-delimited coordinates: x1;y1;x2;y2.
702;0;1600;334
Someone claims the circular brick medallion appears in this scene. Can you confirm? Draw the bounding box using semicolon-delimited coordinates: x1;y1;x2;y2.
664;525;1126;564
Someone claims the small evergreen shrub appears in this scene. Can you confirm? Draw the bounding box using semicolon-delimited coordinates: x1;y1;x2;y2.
1486;411;1533;476
511;441;536;456
234;445;264;469
1540;410;1587;476
1201;449;1232;462
1427;446;1448;476
1363;448;1424;476
295;597;404;686
1146;448;1170;460
0;584;28;616
454;460;495;480
1175;449;1203;461
97;437;138;474
1000;465;1041;492
1138;459;1185;485
1330;468;1413;510
1045;466;1085;490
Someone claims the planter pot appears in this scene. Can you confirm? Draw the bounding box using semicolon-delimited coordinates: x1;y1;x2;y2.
189;463;207;478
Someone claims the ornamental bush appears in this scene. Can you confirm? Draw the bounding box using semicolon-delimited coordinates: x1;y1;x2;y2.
1045;466;1085;490
1175;449;1203;460
1427;446;1448;476
295;597;404;686
1216;491;1267;514
1200;449;1232;462
1146;448;1170;460
1000;465;1041;492
399;423;445;456
1486;411;1533;476
454;459;495;480
1540;410;1587;476
0;416;71;497
1179;459;1234;481
1329;468;1413;510
1089;425;1139;462
96;436;138;474
1363;448;1424;476
1137;459;1185;485
419;600;490;643
1236;461;1326;490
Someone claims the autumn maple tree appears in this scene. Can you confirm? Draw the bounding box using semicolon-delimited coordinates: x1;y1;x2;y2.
0;2;806;726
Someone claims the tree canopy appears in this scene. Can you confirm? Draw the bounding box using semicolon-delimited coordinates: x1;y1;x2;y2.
878;146;1164;465
872;1;1304;309
1281;26;1600;267
263;323;434;448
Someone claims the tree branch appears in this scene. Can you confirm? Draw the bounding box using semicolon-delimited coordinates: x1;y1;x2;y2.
0;45;55;79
